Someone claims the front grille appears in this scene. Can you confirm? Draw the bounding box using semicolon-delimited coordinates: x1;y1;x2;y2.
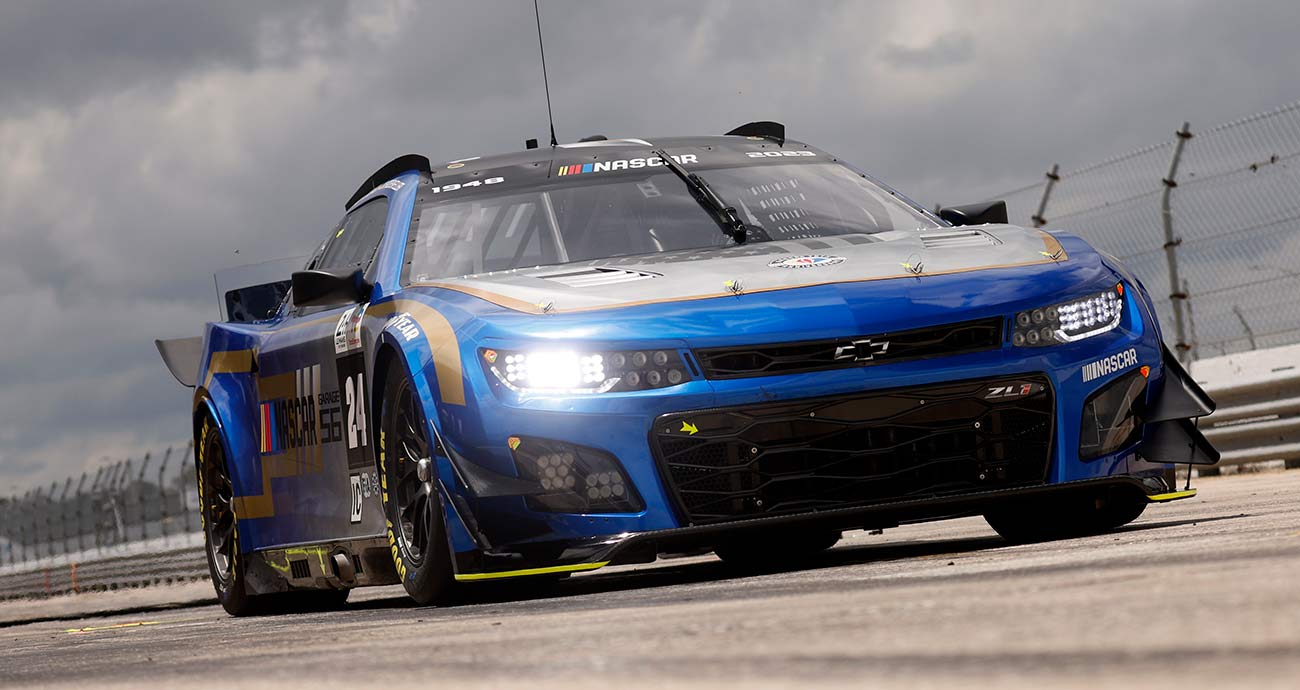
651;375;1054;525
693;317;1003;380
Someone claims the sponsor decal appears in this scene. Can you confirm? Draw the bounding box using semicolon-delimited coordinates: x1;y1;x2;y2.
745;150;816;158
556;154;699;177
375;179;405;193
389;313;421;342
680;421;699;436
768;255;846;269
260;365;341;454
334;304;367;354
508;436;522;451
428;176;504;195
482;349;499;364
349;475;363;523
446;162;465;169
833;338;890;363
1082;348;1139;383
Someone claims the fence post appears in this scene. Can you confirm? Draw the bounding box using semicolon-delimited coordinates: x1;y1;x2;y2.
137;451;153;541
74;472;88;554
33;486;48;561
159;449;173;544
58;478;73;559
1;497;11;566
181;439;196;532
90;466;105;554
1031;163;1061;228
114;460;128;542
1161;122;1194;363
19;490;32;563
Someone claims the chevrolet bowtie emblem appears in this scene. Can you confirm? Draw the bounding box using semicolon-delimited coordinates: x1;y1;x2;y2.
833;339;891;362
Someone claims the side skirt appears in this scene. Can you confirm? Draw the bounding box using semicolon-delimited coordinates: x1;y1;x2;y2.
243;536;399;594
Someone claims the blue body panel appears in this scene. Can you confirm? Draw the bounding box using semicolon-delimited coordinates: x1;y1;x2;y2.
191;163;1181;580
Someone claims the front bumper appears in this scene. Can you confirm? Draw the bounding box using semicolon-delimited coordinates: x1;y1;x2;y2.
450;473;1193;580
435;310;1216;581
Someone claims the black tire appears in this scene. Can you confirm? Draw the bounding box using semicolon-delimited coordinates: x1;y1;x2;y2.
984;490;1147;544
197;416;259;616
714;530;842;569
378;362;457;606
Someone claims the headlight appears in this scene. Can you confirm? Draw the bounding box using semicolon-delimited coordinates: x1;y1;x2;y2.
509;436;644;513
1013;283;1125;347
481;347;690;394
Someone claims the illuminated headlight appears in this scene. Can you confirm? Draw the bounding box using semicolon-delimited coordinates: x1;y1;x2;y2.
1013;284;1125;347
481;347;689;394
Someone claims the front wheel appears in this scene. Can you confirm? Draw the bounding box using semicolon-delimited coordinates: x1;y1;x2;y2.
378;362;457;606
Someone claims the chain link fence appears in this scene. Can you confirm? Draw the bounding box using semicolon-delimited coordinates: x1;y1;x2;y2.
0;442;200;570
989;100;1300;360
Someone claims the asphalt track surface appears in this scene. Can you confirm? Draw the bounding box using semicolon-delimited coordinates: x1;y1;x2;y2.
3;471;1299;690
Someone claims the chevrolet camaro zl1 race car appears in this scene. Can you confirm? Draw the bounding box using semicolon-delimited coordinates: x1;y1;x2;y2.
158;122;1219;616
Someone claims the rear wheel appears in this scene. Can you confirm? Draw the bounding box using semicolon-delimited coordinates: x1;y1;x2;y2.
714;530;842;569
197;417;258;616
378;362;457;606
199;416;353;616
984;490;1147;544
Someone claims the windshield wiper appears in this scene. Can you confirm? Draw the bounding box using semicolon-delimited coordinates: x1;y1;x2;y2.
650;148;749;244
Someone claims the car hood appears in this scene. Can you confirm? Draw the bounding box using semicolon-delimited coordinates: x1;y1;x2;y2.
413;224;1066;316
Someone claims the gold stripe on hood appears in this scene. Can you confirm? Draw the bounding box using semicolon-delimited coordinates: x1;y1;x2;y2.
410;231;1070;316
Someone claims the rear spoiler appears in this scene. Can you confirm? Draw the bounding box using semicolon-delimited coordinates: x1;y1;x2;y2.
156;337;203;388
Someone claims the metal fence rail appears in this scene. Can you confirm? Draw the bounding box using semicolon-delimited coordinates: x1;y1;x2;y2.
0;442;200;570
990;100;1300;361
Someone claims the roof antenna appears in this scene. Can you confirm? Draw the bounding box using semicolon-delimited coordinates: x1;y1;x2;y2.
533;0;558;147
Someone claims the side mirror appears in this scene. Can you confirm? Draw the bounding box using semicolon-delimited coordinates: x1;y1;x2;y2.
938;200;1008;227
291;268;370;308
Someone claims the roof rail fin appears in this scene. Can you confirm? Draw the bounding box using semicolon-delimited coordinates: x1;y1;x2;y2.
346;154;432;210
725;121;785;146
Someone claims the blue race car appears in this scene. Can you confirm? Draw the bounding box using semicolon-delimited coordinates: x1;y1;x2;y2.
158;122;1218;615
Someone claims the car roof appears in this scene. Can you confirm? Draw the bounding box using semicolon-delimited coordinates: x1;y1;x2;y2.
346;133;827;210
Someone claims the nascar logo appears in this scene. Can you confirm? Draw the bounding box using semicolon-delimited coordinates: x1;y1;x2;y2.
556;154;698;176
1081;348;1139;383
259;365;323;454
768;255;846;269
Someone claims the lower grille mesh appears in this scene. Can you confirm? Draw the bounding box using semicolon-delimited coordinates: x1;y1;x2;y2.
652;376;1054;524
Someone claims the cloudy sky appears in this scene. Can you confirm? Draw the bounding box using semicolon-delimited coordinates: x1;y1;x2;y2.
0;0;1296;492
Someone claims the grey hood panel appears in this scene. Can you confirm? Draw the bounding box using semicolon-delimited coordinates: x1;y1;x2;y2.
412;225;1065;314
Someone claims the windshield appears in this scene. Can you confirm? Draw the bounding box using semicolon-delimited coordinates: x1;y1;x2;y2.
406;162;937;281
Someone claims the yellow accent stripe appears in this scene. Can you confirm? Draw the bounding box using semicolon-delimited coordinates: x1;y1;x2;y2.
66;621;160;634
454;561;609;581
1148;488;1198;503
370;299;466;405
202;349;254;389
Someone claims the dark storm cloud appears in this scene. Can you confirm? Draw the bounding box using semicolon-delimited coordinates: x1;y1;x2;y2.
0;0;1297;490
0;1;350;112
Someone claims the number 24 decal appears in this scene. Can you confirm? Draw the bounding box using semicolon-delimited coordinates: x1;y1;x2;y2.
345;373;368;449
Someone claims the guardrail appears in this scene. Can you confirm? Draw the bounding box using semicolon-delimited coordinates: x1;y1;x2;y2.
1193;342;1300;469
0;539;207;602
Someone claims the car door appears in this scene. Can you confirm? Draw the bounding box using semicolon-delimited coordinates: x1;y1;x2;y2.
251;197;391;548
